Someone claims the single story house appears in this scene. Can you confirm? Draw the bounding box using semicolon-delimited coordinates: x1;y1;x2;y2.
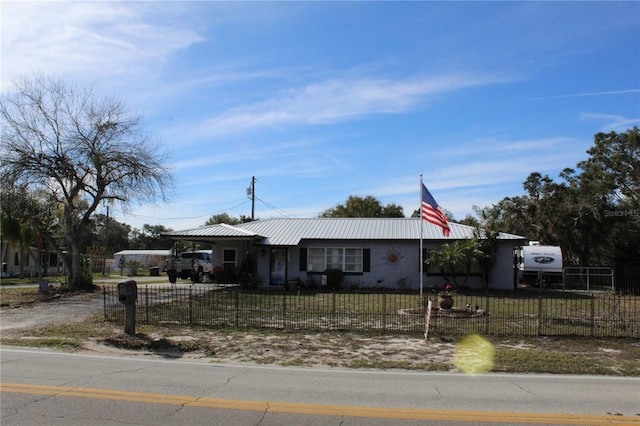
1;240;59;278
163;218;525;291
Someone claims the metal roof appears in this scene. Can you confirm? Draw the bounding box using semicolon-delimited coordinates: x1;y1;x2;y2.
113;250;171;256
162;223;265;243
163;218;525;246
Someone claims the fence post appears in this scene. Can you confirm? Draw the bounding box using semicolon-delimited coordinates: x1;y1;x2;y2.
234;290;239;328
102;286;107;320
382;292;387;331
331;292;337;329
282;291;287;330
611;268;615;293
145;285;149;323
590;293;595;337
189;286;193;324
484;295;490;335
537;296;543;336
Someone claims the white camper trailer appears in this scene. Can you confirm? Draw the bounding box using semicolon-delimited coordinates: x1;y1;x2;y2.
515;244;563;286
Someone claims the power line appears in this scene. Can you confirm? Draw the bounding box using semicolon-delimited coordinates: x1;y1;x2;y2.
255;196;296;218
124;200;251;221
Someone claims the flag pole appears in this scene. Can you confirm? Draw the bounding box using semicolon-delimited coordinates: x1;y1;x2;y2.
419;174;424;301
420;174;428;340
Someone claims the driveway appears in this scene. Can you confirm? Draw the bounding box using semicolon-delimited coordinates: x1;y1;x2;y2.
0;276;175;334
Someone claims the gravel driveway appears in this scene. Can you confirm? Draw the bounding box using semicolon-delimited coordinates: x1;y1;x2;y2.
0;276;169;334
0;292;104;334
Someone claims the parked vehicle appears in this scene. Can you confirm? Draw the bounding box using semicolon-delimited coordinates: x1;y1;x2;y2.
166;250;213;283
515;243;563;286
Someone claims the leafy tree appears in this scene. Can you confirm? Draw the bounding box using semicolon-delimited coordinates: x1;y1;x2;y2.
426;239;480;287
129;224;175;250
85;213;131;274
0;75;174;289
577;127;640;261
204;213;252;225
476;128;639;266
457;213;480;227
580;127;639;208
0;184;53;279
482;170;614;265
321;195;404;218
92;214;131;254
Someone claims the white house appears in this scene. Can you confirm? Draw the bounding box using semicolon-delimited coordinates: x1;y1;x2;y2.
1;240;59;278
162;218;525;291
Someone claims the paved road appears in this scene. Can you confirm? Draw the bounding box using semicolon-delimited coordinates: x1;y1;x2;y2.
1;348;639;425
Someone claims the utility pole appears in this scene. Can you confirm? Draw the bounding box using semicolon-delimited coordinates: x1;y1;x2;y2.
103;205;109;276
246;176;256;221
250;176;255;221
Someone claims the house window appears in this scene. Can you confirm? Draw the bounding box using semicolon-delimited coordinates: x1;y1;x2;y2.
307;248;326;272
326;248;343;269
307;248;363;273
344;248;362;272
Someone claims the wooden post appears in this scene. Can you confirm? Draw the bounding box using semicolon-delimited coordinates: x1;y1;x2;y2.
124;303;136;335
118;279;137;335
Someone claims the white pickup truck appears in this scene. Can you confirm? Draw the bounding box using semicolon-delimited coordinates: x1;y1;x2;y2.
166;250;213;283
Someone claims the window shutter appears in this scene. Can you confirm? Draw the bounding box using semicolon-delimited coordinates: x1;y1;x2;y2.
363;249;371;272
299;248;307;271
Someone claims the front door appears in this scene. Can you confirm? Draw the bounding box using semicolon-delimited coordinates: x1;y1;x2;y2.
270;248;287;286
222;248;237;282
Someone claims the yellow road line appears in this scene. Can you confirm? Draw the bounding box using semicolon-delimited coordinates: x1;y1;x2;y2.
2;382;638;425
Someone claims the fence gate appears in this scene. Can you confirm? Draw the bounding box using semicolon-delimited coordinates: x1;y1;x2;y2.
562;267;614;292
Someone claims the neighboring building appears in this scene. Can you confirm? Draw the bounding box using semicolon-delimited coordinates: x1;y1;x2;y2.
112;250;171;271
1;240;59;278
163;218;525;291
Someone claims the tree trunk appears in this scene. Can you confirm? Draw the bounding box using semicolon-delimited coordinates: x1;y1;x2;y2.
69;237;83;289
18;243;26;279
64;206;86;289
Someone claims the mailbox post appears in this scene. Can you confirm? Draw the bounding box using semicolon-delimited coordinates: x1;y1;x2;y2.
117;279;137;335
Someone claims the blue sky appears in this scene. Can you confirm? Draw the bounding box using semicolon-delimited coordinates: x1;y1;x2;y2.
2;1;639;231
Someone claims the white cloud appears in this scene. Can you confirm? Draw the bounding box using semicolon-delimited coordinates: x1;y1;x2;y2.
199;73;510;136
534;89;640;101
579;113;639;133
1;2;203;88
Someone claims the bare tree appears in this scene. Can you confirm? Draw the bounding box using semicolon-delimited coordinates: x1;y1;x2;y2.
0;75;174;289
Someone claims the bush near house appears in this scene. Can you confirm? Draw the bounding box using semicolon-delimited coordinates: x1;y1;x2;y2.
124;260;142;277
324;268;344;290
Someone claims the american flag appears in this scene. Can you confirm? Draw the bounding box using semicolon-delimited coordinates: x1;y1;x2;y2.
421;183;450;237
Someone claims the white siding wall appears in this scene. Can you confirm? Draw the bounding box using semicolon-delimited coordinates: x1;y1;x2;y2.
278;240;517;291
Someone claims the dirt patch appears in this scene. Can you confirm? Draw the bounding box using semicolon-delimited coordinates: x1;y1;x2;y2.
80;329;456;370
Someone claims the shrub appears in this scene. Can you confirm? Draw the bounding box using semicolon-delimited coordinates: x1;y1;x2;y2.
124;260;142;277
324;268;344;290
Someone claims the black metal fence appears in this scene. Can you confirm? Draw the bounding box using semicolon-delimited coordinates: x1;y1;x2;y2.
103;286;640;338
